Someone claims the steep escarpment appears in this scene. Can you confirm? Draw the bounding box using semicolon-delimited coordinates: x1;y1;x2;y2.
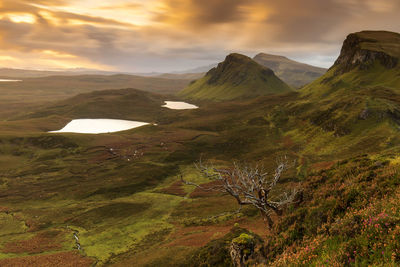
332;31;400;74
178;53;292;101
302;31;400;98
295;30;400;138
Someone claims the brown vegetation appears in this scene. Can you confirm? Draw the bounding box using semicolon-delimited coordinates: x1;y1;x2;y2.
2;231;64;254
0;251;94;267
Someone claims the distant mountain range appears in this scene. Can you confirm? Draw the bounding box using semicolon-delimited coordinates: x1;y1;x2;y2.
0;54;327;88
155;54;327;87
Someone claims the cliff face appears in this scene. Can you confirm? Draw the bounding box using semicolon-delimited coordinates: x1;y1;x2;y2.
332;31;400;74
301;30;400;101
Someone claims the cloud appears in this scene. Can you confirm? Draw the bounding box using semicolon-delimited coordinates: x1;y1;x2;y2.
0;0;399;72
96;3;143;10
153;0;249;26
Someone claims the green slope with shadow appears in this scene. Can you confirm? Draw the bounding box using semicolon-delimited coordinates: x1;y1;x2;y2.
178;53;292;101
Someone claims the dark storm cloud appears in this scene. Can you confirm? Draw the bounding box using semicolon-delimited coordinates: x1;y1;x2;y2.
264;0;350;43
154;0;248;25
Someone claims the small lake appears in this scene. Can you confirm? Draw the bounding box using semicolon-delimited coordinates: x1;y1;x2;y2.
49;119;149;134
0;79;22;82
162;101;198;110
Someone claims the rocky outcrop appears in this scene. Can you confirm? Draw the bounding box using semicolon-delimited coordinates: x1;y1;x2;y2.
183;227;265;266
332;31;399;74
230;233;257;267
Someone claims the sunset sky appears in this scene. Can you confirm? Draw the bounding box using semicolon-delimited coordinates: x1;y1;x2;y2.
1;0;400;72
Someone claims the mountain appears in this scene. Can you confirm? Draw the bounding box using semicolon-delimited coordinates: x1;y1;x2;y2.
163;53;327;87
178;53;292;100
296;30;400;138
253;53;327;88
302;30;400;98
333;30;400;73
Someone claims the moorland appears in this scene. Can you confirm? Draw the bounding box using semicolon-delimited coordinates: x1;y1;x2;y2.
0;30;399;266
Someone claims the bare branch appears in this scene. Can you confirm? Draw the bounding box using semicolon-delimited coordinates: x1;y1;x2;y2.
181;157;300;229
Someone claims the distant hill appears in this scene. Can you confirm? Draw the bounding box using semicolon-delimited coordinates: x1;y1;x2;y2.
253;53;327;88
0;74;192;120
178;53;292;100
171;64;218;74
0;74;191;102
23;88;169;123
155;72;205;80
0;67;124;78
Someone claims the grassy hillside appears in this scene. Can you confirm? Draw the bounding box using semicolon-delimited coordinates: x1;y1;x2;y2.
179;53;292;100
297;31;400;142
0;30;400;266
253;53;327;88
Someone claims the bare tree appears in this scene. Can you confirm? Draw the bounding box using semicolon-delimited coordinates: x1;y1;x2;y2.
181;157;299;229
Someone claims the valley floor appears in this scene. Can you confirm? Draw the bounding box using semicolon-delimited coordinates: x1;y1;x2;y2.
0;91;399;266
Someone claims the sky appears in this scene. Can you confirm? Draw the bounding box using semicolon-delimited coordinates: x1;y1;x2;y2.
0;0;400;73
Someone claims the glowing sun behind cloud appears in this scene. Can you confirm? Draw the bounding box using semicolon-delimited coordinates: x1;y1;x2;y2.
6;13;36;23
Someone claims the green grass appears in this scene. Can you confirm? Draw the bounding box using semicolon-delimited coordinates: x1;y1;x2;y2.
356;31;400;58
0;213;28;237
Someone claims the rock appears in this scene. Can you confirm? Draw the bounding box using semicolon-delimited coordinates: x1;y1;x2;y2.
183;227;265;267
230;233;256;267
332;31;399;74
359;108;369;120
